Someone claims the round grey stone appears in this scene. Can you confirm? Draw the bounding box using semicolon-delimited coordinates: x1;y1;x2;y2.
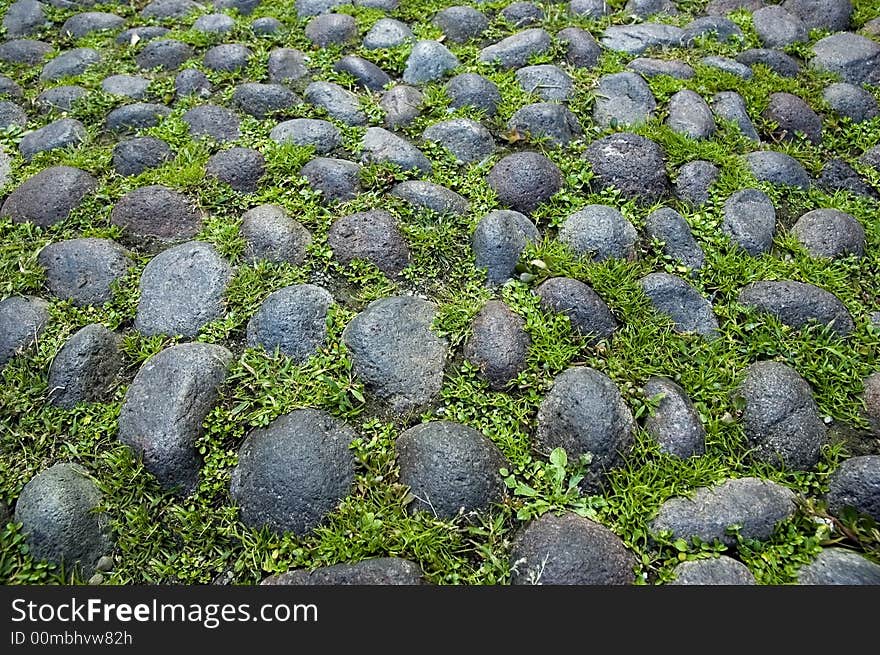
105;103;171;133
304;81;366;126
361;127;431;175
295;0;346;18
203;43;251;72
422;118;494;164
763;93;822;145
333;55;391;92
791;209;865;259
206;147;265;193
594;72;656;129
674;161;718;208
380;85;423;128
0;100;27;129
403;40;459;85
305;14;357;47
826;455;880;522
510;512;636;585
36;86;86;113
327;210;410;276
535;277;617;344
639;272;718;338
823;83;879;123
61;11;124;38
0;296;49;369
817;159;876;198
737;280;854;337
487;151;562;215
601;23;685;55
433;6;487;43
753;6;807;48
182;104;241;142
797;548;880;585
14;463;112;576
240;204;312;265
557;26;601;69
110;185;202;247
263;558;424;585
300;157;361;203
342;296;447;414
112;137;172;176
667;90;715;139
472;209;539;285
193;13;234;33
391;180;469;216
643;377;706;458
645;207;705;271
252;17;282;34
140;0;201;18
246;284;333;362
722;188;776;255
234;83;300;119
628;57;695;79
569;0;608;18
478;28;552;69
0;39;52;66
135;241;232;338
516;65;573;102
364;18;412;49
136;40;193;71
268;48;310;85
101;74;150;100
736;48;801;78
668;556;756;585
20;118;86;162
559;205;637;262
464;300;529;390
445;73;500;116
712;91;759;141
584;132;669;204
2;166;96;228
507;102;582;147
119;342;232;493
501;1;543;26
270;118;341;154
37;238;130;307
701;55;753;79
47;324;122;408
397;421;507;519
174;69;211;99
625;0;677;17
811;33;880;85
3;0;47;38
0;76;24;99
683;15;743;43
782;0;852;32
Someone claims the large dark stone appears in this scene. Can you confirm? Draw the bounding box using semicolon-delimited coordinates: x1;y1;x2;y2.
593;72;656;129
535;277;617;344
47;324;122;408
487;152;562;215
644;207;705;270
327;210;410;276
361;127;431;175
639;273;718;338
464;300;529;390
811;32;880;85
472;209;539;285
797;548;880;585
584;132;669;205
507;103;582;147
246;284;333;362
745;151;810;189
643;377;706;458
1;166;96;228
0;296;49;369
240;204;312;265
790;209;865;259
422;118;495;164
112;137;173;176
182;105;241;143
263;558;425;585
37;238;131;307
40;48;100;81
300;157;361;204
478;28;551;69
737;280;854;337
136;39;193;71
233;83;299;119
403;40;459;85
206;147;266;193
20;118;87;161
304;81;366;126
722;189;776;255
445;73;500;116
782;0;852;31
762;93;822;145
559;205;637;262
391;181;469;216
110;185;203;248
826;455;880;522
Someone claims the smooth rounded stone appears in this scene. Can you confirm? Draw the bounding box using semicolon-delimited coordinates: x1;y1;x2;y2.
674;161;718;208
535;277;617;343
584;132;669;205
213;0;261;15
569;0;608;17
753;6;807;48
0;100;27;128
364;18;413;49
47;324;122;408
645;207;705;271
397;421;506;518
736;48;801;78
712;92;759;141
507;103;582;148
333;55;391;93
487;152;562;215
627;57;695;79
240;204;311;265
110;185;202;246
472;209;539;285
0;74;23;99
233;83;299;120
112;137;172;176
651;477;796;546
268;48;310;85
246;285;333;362
327;210;409;276
391;180;469;216
61;11;124;38
379;85;423;128
811;33;880;85
136;40;193;72
643;377;706;458
422;118;494;164
668;556;755;585
101;74;150;100
823;83;879;123
2;166;96;228
206;147;265;193
37;85;87;113
305;13;357;47
826;456;880;522
666;90;715;140
295;0;346;17
700;55;752;79
0;38;52;66
14;463;112;576
510;513;635;585
797;548;880;585
515;65;573;102
0;296;49;368
501;1;543;27
559;205;637;262
745;151;810;190
478;28;552;69
252;17;282;34
738;281;853;337
231;409;354;536
263;558;424;585
403;40;459;85
135;242;231;338
193;13;234;33
445;73;500;117
270;119;341;154
682;16;743;43
105;103;171;133
557;26;601;69
817;159;876;199
721;189;775;256
640;273;718;338
433;6;487;43
762;93;822;145
37;238;130;307
782;0;851;32
115;26;170;46
791;209;865;259
342;296;447;413
464;300;529;390
140;0;200;18
203;43;251;72
174;69;211;98
361;127;431;175
119;342;231;493
40;48;101;83
3;0;46;38
600;23;686;55
537;366;633;487
182;105;240;143
593;72;656;129
300;157;361;204
304;81;365;126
